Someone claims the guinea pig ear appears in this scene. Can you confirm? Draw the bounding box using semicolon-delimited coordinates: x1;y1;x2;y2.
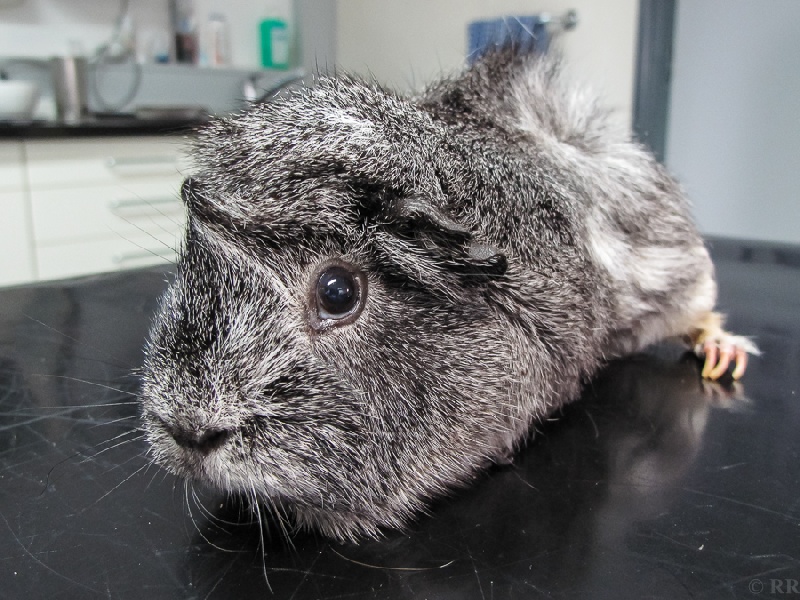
389;195;508;277
181;177;208;215
180;176;242;229
180;177;195;205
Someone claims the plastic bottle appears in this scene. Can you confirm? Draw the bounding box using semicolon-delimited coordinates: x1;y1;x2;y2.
259;0;292;69
207;13;230;67
170;0;198;64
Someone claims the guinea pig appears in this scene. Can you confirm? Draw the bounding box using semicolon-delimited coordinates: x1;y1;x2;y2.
140;48;758;541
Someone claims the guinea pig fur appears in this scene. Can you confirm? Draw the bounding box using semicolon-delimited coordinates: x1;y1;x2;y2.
140;48;757;541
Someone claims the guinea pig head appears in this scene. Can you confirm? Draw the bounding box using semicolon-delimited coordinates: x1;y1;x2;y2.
140;79;512;541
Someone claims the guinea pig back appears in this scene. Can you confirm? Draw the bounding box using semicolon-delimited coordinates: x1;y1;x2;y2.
140;49;754;541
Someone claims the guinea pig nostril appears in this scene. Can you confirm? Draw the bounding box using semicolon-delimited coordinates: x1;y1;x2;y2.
196;428;231;452
169;426;231;454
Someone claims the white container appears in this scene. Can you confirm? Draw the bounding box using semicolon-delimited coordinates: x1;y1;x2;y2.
0;80;41;121
50;56;88;123
207;13;230;67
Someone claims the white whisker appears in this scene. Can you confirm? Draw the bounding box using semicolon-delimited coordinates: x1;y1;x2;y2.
80;462;149;509
33;374;140;398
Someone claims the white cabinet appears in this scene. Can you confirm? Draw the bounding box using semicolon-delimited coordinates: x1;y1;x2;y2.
24;136;191;282
25;138;190;188
0;142;35;286
30;181;185;243
0;141;26;190
36;233;180;280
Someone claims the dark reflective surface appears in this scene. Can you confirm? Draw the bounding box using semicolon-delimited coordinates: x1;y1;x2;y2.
1;238;798;599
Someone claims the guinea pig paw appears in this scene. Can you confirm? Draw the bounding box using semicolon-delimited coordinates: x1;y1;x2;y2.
695;333;760;381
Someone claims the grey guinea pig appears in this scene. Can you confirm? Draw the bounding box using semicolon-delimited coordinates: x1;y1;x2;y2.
140;48;758;541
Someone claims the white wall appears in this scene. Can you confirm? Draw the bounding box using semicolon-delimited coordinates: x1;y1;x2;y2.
336;0;640;127
666;0;800;244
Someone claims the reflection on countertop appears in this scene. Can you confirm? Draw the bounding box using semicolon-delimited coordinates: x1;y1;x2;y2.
0;113;210;138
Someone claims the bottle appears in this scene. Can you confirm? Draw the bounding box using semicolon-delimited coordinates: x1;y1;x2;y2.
259;0;292;70
170;0;198;64
207;13;230;67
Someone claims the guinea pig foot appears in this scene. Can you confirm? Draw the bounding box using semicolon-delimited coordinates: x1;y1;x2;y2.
694;332;759;381
687;312;759;380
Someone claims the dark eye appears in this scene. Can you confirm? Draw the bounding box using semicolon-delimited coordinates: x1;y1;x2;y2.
317;267;357;316
312;263;366;327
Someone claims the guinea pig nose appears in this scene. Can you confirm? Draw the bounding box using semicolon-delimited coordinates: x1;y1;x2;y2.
169;425;231;454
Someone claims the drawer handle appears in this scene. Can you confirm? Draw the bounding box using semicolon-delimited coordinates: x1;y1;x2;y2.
112;247;177;265
109;196;180;210
106;156;178;168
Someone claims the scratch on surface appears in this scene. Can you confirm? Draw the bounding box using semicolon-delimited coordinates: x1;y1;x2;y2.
584;409;600;440
715;566;795;592
330;547;455;572
21;313;132;370
683;487;800;523
202;554;238;600
266;567;349;579
645;530;704;551
467;548;486;600
287;546;327;600
34;374;139;398
0;407;111;432
628;547;798;591
512;470;539;491
717;462;748;471
0;508;100;594
627;549;729;580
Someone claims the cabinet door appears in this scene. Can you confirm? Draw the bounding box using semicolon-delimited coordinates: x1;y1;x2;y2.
30;179;186;244
0;142;25;192
0;191;35;286
25;137;192;189
24;135;192;283
36;231;181;281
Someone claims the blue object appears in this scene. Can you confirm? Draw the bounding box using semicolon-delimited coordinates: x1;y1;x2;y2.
467;16;551;64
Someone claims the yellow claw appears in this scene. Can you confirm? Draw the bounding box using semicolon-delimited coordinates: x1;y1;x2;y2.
702;342;718;379
732;349;748;380
708;347;733;380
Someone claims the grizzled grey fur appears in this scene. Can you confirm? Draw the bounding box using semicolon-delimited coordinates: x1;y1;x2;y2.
141;50;723;541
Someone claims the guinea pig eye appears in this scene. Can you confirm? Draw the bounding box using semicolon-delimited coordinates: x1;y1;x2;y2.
311;263;367;328
318;267;356;314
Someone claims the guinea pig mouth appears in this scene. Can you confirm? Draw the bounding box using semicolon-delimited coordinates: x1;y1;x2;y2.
144;413;287;495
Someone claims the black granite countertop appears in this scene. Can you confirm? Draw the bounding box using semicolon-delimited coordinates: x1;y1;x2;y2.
0;237;798;599
0;116;209;138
